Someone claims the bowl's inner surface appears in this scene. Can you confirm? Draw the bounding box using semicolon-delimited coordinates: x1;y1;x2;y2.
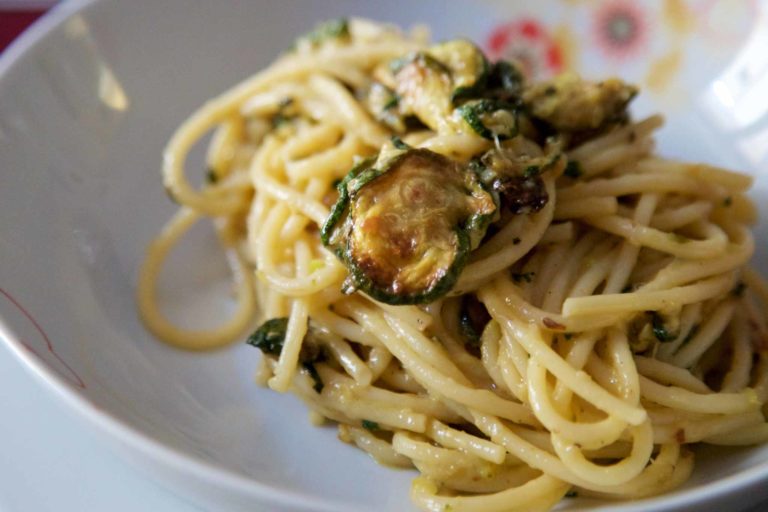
1;0;768;510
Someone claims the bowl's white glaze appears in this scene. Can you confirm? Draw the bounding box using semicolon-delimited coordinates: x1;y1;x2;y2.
1;1;768;510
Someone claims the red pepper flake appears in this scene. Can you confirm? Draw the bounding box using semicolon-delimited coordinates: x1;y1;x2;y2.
543;317;566;331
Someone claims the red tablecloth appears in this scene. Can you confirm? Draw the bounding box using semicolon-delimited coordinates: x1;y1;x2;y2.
0;9;46;52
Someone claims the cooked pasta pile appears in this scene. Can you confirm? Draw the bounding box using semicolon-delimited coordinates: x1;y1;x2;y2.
138;19;768;511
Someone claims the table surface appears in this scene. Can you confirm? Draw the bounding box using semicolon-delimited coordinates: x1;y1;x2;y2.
2;5;768;512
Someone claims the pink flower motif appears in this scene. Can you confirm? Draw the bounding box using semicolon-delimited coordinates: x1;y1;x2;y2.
593;0;648;60
486;18;564;81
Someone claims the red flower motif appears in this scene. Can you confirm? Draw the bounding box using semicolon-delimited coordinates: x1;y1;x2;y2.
0;287;86;389
593;0;648;59
486;18;564;81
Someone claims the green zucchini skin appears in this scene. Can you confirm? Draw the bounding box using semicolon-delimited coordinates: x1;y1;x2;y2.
320;156;376;248
458;99;520;140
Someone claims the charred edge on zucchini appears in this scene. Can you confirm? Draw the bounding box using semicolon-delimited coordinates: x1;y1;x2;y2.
323;148;496;305
246;317;325;392
458;99;519;140
474;149;561;216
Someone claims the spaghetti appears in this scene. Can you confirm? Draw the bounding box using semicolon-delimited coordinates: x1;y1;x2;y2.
137;18;768;511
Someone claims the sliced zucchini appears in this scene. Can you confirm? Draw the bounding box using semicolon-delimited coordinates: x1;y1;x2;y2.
428;39;489;103
473;147;562;215
457;99;519;140
523;74;638;132
323;146;496;304
394;52;454;132
365;82;406;132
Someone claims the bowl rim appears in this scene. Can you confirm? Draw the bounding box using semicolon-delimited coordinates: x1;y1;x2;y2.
1;1;768;510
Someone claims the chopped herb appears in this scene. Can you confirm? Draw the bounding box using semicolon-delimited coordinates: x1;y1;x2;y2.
205;168;218;184
383;94;400;110
650;312;676;342
512;237;521;245
390;135;410;150
733;281;747;297
298;18;350;47
246;317;289;355
278;97;294;108
361;420;380;431
564;160;582;178
303;362;324;393
621;284;634;293
247;318;325;392
511;271;535;283
723;196;733;207
564;333;574;340
565;490;578;498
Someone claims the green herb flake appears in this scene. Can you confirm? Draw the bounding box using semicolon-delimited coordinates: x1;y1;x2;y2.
246;318;289;355
564;333;574;340
564;160;583;179
565;490;578;498
391;135;410;150
650;312;676;342
512;237;521;245
298;18;350;47
733;281;747;297
383;93;400;111
361;420;380;431
511;271;535;284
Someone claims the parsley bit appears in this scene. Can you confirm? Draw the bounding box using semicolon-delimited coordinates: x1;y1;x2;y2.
511;271;535;283
361;420;380;431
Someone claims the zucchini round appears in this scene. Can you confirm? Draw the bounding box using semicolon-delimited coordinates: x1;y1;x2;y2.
428;39;489;103
323;147;496;305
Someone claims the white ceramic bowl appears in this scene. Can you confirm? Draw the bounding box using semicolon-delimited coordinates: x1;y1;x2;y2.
2;1;768;510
